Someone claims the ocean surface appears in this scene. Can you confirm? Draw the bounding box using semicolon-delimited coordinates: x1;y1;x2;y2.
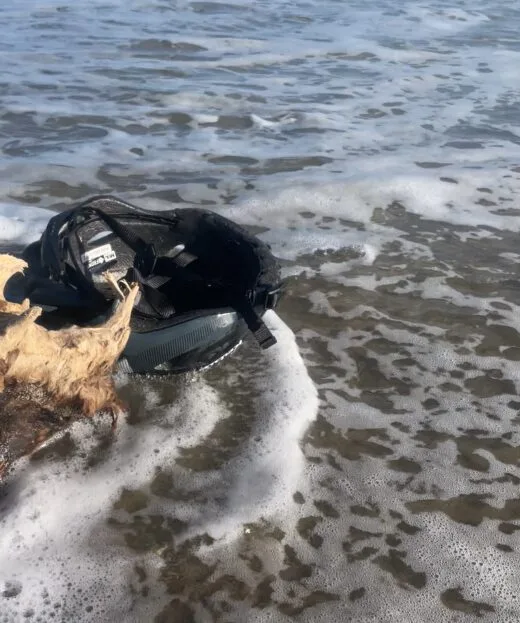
1;0;520;621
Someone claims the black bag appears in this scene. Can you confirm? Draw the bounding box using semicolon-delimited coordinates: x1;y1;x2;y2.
18;196;283;373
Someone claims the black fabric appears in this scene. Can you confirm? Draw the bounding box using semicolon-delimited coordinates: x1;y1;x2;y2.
234;298;277;350
21;195;282;348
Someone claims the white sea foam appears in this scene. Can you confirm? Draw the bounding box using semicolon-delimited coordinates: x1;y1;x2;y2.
228;170;520;231
1;0;520;620
0;313;317;620
0;378;227;620
0;203;54;246
190;311;319;539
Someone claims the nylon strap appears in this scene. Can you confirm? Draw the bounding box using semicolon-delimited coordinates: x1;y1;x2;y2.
127;267;176;319
233;298;277;350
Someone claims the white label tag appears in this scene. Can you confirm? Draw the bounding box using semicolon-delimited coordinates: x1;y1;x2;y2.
81;244;117;270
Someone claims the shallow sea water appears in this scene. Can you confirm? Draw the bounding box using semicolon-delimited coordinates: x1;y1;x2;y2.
1;0;520;621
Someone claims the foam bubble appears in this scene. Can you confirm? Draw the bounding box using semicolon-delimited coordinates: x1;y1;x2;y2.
0;203;54;246
0;313;317;619
2;0;520;619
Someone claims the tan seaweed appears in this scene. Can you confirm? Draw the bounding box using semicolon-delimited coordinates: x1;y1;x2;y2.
0;254;138;478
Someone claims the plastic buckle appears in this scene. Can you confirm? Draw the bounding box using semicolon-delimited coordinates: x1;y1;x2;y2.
134;243;157;278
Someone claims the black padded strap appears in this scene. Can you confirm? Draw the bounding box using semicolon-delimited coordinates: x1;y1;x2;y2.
127;268;176;319
40;203;151;278
79;206;199;279
233;298;277;349
139;283;176;318
41;208;77;277
82;206;150;255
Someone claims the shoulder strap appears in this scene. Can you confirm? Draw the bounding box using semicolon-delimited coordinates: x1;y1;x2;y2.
233;297;277;350
40;207;78;279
